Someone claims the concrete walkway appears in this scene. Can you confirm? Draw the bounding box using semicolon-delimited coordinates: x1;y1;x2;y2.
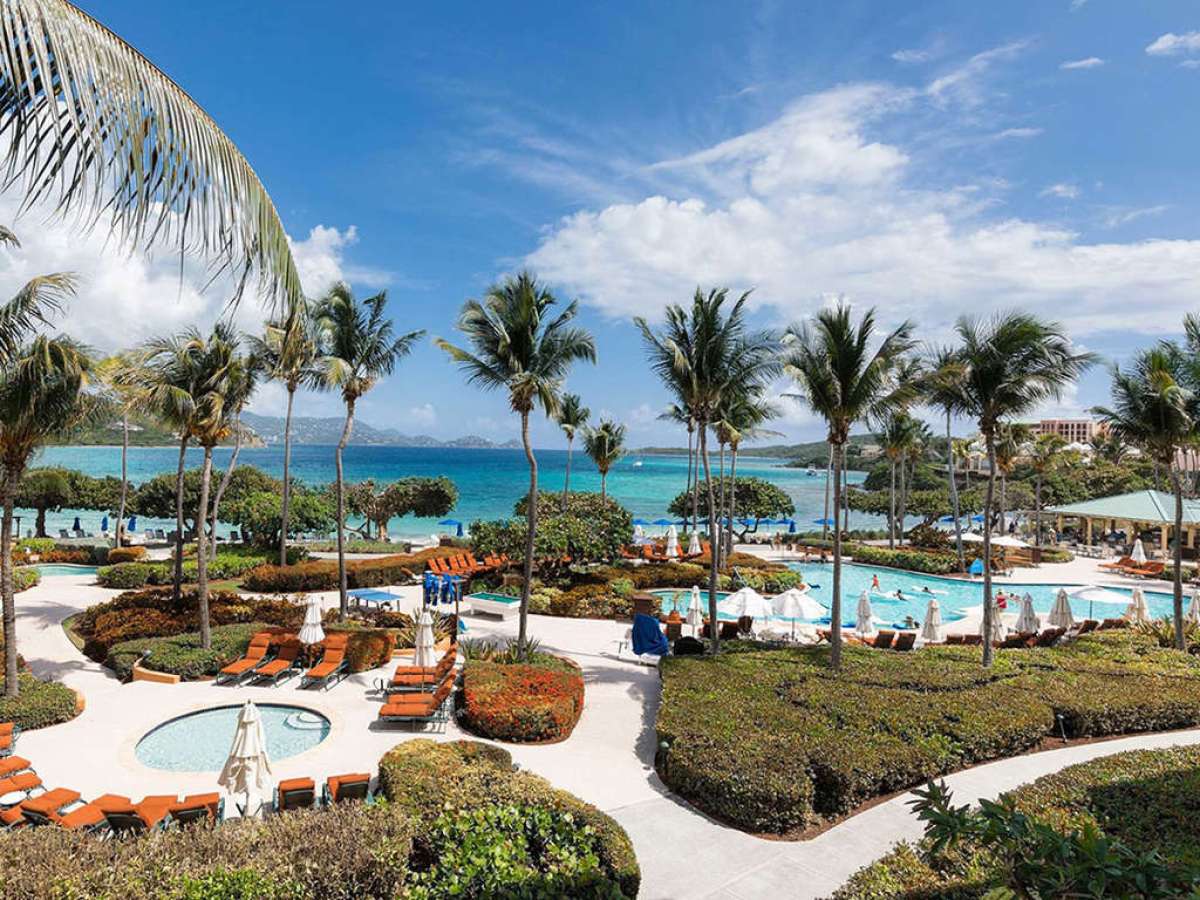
10;556;1199;898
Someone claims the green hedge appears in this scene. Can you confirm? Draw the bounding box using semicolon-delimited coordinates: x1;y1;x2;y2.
846;544;959;574
379;739;640;898
96;552;268;588
241;547;460;592
656;632;1200;834
833;745;1200;897
0;673;78;730
105;623;271;680
13;568;38;592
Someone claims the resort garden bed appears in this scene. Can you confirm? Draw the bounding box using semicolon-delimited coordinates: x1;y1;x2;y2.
0;673;80;730
655;631;1200;836
457;643;585;742
832;745;1200;898
241;545;465;592
96;545;298;589
0;739;639;898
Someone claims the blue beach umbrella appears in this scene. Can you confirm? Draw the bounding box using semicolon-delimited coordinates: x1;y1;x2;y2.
938;515;957;524
968;558;985;576
812;517;835;527
438;518;464;538
128;516;136;532
971;514;985;524
652;518;673;527
100;515;109;532
632;518;649;526
72;516;81;532
787;519;797;534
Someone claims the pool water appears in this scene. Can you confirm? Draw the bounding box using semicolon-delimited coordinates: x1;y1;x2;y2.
33;564;98;576
788;562;1175;626
136;704;331;772
468;592;520;603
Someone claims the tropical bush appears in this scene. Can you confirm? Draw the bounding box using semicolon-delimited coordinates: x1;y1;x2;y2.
106;546;146;563
656;632;1200;834
96;552;271;588
105;622;271;680
0;673;79;730
379;739;639;897
458;653;584;743
832;746;1200;898
242;546;462;593
846;543;959;575
472;491;634;571
12;568;39;593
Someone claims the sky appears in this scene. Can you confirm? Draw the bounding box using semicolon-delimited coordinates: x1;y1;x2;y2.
6;0;1200;448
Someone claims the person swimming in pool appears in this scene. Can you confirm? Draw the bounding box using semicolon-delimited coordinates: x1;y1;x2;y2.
921;586;933;594
871;574;881;591
996;591;1008;609
894;589;905;600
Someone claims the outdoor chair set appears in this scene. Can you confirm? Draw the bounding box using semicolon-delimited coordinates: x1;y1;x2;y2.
375;645;459;730
216;632;348;690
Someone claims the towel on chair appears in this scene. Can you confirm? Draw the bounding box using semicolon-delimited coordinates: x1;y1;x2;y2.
632;613;669;656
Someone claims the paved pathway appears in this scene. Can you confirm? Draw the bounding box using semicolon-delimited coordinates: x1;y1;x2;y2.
10;554;1198;898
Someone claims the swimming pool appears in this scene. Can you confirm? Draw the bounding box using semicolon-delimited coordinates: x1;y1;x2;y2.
788;561;1174;626
135;704;331;772
32;564;98;576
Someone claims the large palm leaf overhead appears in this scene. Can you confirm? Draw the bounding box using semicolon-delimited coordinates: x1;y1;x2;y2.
0;0;301;306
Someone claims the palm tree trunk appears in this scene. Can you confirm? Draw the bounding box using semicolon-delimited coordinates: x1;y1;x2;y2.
728;445;739;557
982;434;997;668
897;453;908;546
1172;468;1186;650
335;399;355;619
172;434;189;610
116;412;129;548
999;474;1007;535
830;440;844;670
685;425;694;531
888;459;896;549
823;446;832;541
519;409;537;654
947;413;964;572
279;385;295;566
2;474;18;698
691;423;700;534
698;420;720;653
716;441;726;569
196;447;213;650
209;417;243;563
600;470;607;502
561;434;573;513
1035;472;1043;548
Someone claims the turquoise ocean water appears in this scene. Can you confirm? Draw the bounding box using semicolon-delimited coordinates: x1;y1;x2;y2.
30;444;874;540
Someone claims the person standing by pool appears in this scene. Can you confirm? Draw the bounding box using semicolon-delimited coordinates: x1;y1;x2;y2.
871;573;881;592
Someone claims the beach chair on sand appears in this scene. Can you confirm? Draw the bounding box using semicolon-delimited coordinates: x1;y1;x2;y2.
252;637;303;686
301;634;349;690
322;773;371;805
216;632;274;684
273;778;316;813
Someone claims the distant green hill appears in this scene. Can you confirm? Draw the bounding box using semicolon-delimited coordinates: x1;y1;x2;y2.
47;415;248;447
638;433;878;463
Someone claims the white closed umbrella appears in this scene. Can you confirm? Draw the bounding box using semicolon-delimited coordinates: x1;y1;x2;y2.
413;608;436;668
1124;587;1150;625
920;598;943;643
855;590;875;636
665;525;679;558
1048;588;1075;629
217;700;273;817
633;524;645;541
720;586;774;621
1014;593;1040;634
1131;539;1147;565
687;530;701;556
298;595;325;646
980;597;1006;643
1188;589;1200;627
686;585;704;634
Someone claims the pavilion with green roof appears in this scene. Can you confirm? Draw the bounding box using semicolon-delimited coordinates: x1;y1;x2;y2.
1047;489;1200;554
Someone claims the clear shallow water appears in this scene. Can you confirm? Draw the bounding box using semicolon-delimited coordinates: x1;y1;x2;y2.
33;445;877;539
788;562;1174;629
32;564;98;576
135;704;331;772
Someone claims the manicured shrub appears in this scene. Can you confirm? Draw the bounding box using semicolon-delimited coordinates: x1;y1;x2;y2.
105;623;271;680
96;553;271;588
0;673;79;730
95;561;155;589
243;547;464;593
657;632;1200;834
106;546;146;563
325;625;396;673
458;654;585;743
13;568;38;593
847;544;959;574
378;739;639;898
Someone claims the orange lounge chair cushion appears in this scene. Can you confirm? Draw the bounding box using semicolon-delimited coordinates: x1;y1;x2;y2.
0;772;42;796
0;735;11;751
57;803;106;830
327;773;370;801
278;777;314;795
21;788;78;816
390;671;438;687
307;660;340;679
0;806;23;827
0;756;30;778
256;657;294;677
380;695;438;717
174;792;221;820
92;793;133;813
0;722;13;735
137;795;178;824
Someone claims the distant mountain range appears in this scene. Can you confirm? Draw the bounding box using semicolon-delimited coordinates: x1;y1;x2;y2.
240;412;521;449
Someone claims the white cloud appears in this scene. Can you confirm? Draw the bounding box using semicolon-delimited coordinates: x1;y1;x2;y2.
993;127;1043;139
926;40;1031;106
525;76;1200;341
407;403;437;428
1181;59;1200;70
1146;32;1200;57
1102;204;1169;228
1040;183;1080;199
892;48;932;64
1070;0;1088;10
1060;57;1104;70
627;403;657;428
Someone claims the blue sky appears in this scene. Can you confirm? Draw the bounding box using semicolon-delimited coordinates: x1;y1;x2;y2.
30;1;1200;446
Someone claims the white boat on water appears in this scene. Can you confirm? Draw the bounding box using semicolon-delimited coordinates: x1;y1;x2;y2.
632;459;644;467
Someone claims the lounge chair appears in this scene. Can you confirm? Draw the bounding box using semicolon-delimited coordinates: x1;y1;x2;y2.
216;632;274;684
718;622;740;641
20;789;106;831
872;630;895;650
0;806;25;829
1099;556;1134;572
0;770;42;800
0;756;31;779
322;773;371;805
1035;627;1066;647
170;792;224;826
273;778;316;812
427;557;449;576
100;794;175;835
378;671;455;729
892;632;916;651
252;637;303;686
301;634;349;690
962;634;983;646
0;722;20;757
945;634;964;644
381;649;455;694
1127;561;1165;578
999;632;1036;649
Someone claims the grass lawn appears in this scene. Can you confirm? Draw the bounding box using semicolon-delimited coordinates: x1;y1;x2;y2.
656;630;1200;835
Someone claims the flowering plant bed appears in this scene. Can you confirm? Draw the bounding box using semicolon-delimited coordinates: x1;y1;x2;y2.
458;653;584;743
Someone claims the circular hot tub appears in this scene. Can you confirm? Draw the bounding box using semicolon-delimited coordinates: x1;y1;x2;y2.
135;704;331;772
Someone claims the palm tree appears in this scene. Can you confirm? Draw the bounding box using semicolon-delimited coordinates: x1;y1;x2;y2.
0;335;94;696
556;393;590;510
720;391;780;555
955;312;1094;667
659;403;698;531
1027;432;1067;547
0;0;302;309
97;352;143;549
439;271;592;652
636;289;772;653
1093;349;1193;650
926;348;969;570
317;284;424;618
438;272;595;652
878;414;909;549
993;422;1032;536
250;300;323;564
584;419;627;501
207;350;259;562
783;303;916;668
